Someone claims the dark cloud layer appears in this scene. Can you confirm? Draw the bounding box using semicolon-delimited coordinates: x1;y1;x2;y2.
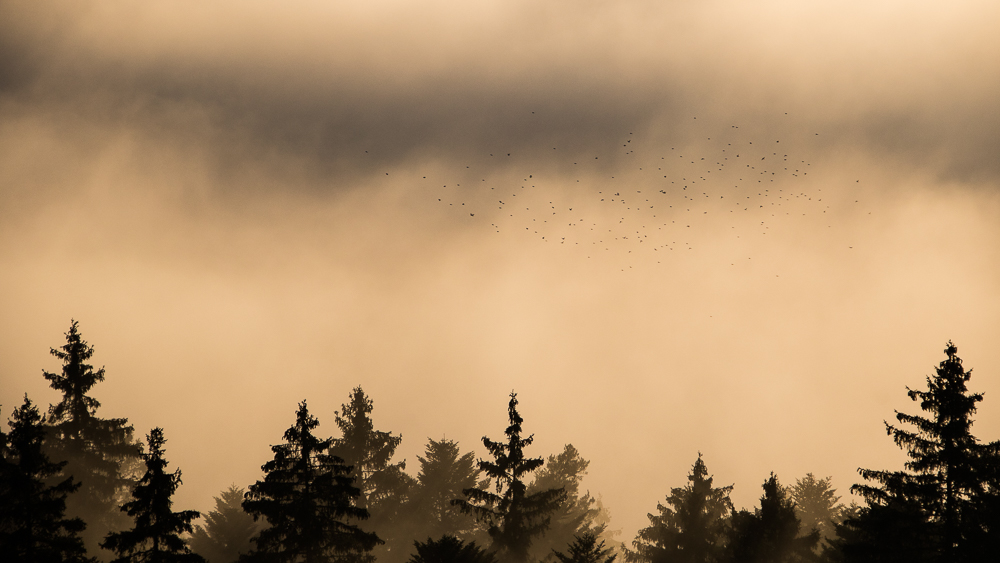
3;0;999;198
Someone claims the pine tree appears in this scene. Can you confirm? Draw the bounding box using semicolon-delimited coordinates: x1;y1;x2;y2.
826;494;933;563
552;532;617;563
527;445;613;562
787;474;846;549
43;320;143;557
408;535;497;563
453;392;566;563
330;387;412;510
0;396;93;563
403;439;485;546
101;427;203;563
329;386;414;562
242;400;381;563
723;474;817;563
190;485;260;563
841;342;1000;562
626;454;733;563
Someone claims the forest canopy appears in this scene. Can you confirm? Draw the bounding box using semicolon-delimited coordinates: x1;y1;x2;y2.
2;323;999;563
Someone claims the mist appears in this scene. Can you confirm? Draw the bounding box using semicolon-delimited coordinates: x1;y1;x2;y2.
2;0;999;552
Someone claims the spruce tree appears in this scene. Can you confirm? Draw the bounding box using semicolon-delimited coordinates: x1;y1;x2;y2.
842;342;1000;562
242;400;381;563
527;445;613;562
190;485;260;563
787;474;847;549
43;320;142;557
552;532;617;563
626;454;732;563
101;427;203;563
408;535;497;563
329;386;413;561
403;439;485;545
330;387;412;510
723;474;817;563
453;392;565;563
827;494;932;563
0;396;93;563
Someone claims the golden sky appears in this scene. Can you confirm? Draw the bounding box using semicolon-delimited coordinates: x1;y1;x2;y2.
2;0;999;539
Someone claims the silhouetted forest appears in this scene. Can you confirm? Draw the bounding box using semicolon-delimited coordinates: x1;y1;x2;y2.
2;321;999;562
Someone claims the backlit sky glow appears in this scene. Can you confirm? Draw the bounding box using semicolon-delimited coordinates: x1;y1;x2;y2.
2;0;999;540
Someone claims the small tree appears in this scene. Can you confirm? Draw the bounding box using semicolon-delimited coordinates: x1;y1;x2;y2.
0;396;92;563
724;474;817;563
43;320;142;557
242;400;381;563
453;392;565;563
408;535;497;563
190;485;260;563
553;532;617;563
101;427;203;563
626;454;732;563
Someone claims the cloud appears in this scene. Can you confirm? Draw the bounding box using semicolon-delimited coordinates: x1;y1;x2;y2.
2;0;996;204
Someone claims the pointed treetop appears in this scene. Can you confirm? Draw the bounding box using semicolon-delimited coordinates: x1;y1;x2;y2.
690;452;708;482
454;392;564;563
44;319;106;422
945;340;958;360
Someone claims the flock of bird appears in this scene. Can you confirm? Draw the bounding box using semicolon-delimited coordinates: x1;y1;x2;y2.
393;115;856;268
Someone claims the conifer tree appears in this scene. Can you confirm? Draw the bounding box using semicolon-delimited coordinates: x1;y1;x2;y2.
528;445;614;562
0;396;93;563
242;400;381;563
330;387;412;512
840;342;1000;562
723;474;817;563
626;454;732;563
190;485;259;563
404;439;485;545
787;474;846;549
453;392;565;563
408;535;497;563
329;386;413;561
552;532;617;563
43;320;142;557
101;427;203;563
826;493;932;563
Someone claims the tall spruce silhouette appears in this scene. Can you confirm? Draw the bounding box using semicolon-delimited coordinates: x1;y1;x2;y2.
626;454;733;563
43;320;142;557
101;427;203;563
453;392;565;563
838;342;1000;562
329;386;413;561
242;400;381;563
0;396;93;563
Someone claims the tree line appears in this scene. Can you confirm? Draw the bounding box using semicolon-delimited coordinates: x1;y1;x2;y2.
2;321;999;563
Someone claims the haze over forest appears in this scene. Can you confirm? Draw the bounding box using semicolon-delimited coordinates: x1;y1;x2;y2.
1;0;999;554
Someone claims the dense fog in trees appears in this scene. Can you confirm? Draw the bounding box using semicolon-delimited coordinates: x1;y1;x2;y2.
3;322;1000;563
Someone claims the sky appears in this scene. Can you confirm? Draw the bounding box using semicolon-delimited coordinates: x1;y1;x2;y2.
2;0;1000;542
